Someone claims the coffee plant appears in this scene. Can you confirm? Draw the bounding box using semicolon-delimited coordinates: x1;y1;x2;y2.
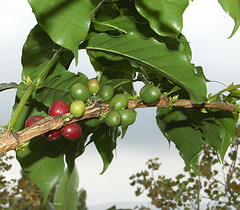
0;0;239;208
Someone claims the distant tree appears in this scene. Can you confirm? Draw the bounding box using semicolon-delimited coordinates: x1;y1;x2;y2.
0;158;87;209
130;133;240;209
0;155;45;209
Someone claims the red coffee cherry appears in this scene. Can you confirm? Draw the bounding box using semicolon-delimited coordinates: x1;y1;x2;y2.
62;122;82;140
49;100;70;116
25;115;45;128
44;129;62;141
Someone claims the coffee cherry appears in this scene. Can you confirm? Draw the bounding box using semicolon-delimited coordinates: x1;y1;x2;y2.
109;94;128;111
105;111;121;127
101;85;114;101
25;115;61;141
49;100;70;116
25;115;45;127
71;83;90;102
70;100;85;118
140;84;160;103
62;122;82;140
88;79;100;95
44;129;62;141
118;109;137;126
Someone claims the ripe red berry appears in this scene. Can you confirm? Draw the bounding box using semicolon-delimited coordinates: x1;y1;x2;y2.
44;129;62;141
25;115;45;127
49;100;70;116
25;115;61;141
62;122;82;140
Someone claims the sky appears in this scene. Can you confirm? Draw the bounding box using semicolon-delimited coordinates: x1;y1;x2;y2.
0;0;240;208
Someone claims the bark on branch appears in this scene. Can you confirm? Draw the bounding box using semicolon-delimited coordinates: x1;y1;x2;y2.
0;96;236;155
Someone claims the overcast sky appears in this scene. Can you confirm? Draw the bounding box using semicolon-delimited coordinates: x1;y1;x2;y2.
1;0;240;208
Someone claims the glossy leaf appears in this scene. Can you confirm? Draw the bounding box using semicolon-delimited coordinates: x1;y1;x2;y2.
135;0;189;37
91;124;118;174
87;16;207;103
214;111;236;160
17;136;67;204
88;50;140;74
121;125;128;139
0;82;19;92
53;166;79;210
218;0;240;38
200;120;222;151
21;24;74;81
36;65;89;107
21;25;57;81
28;0;92;61
184;109;235;156
156;107;236;168
156;107;203;168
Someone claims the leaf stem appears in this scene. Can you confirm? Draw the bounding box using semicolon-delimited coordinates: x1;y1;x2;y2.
33;48;63;85
7;49;63;130
7;85;34;130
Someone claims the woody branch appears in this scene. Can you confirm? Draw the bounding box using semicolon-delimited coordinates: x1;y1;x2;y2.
0;96;236;155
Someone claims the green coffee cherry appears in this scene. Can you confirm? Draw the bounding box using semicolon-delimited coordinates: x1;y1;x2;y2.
105;111;121;127
70;100;85;118
101;85;114;101
118;109;137;126
109;94;128;111
71;83;90;102
140;84;160;103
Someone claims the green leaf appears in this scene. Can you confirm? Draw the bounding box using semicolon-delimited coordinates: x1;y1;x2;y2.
91;124;119;174
88;50;140;74
21;25;57;81
178;34;192;62
37;65;89;107
21;24;74;81
156;107;235;168
135;0;189;38
17;136;67;204
120;125;128;139
218;0;240;38
65;124;96;173
214;111;236;160
200;120;222;151
0;82;19;92
156;107;203;168
88;16;207;103
53;166;79;210
28;0;92;61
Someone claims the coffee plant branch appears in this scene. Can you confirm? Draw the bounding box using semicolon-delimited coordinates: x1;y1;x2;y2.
0;96;237;155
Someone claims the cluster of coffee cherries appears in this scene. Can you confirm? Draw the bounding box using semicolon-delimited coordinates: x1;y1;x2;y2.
103;83;161;127
25;78;161;141
25;100;82;141
70;79;138;128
